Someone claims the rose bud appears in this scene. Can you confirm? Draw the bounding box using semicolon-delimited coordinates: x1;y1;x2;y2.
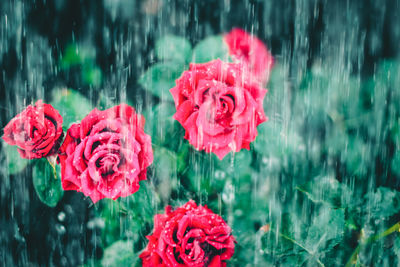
58;104;153;203
2;100;64;159
140;200;236;266
170;59;268;159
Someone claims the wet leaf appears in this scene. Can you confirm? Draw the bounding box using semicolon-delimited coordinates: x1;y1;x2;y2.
50;88;94;127
101;240;137;267
100;182;159;247
152;147;178;199
155;35;192;64
192;35;230;63
143;102;180;147
82;63;102;87
139;62;183;99
32;158;64;207
216;149;252;177
2;141;29;174
296;176;353;208
262;207;345;266
365;187;400;219
253;122;304;158
60;43;96;69
304;208;345;253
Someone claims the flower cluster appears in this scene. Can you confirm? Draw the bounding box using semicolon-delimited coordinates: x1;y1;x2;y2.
2;28;273;266
3;102;154;203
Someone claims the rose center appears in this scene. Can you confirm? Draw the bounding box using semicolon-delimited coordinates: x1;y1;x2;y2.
207;94;235;122
96;154;120;179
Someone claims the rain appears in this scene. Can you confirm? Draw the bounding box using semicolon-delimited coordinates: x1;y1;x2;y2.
1;0;400;266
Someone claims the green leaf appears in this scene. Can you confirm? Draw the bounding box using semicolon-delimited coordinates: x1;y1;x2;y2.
82;63;102;87
216;149;252;177
153;147;178;200
327;134;371;177
253;122;304;159
265;63;290;111
296;175;353;208
60;43;96;69
2;141;29;174
101;240;137;267
262;207;345;266
50;88;94;127
139;62;183;99
32;158;64;207
365;187;400;219
143;102;178;147
304;208;345;253
100;181;159;247
155;35;192;64
192;35;229;63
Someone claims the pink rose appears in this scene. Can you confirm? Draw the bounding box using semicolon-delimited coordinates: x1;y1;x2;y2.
58;104;153;203
224;28;274;85
140;200;236;267
2;100;63;159
170;59;267;159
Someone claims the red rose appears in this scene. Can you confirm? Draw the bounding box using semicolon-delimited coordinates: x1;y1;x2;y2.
170;59;267;159
140;200;236;267
2;100;63;159
224;28;274;85
58;104;153;203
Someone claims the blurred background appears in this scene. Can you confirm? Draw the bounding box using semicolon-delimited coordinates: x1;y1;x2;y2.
1;0;400;266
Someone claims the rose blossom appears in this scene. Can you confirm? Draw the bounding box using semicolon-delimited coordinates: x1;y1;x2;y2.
58;104;153;203
140;200;236;266
170;59;267;159
224;28;274;85
2;100;63;159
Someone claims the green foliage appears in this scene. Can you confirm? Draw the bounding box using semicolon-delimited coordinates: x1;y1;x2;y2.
2;141;29;174
192;35;230;63
365;187;400;220
100;181;159;248
32;158;64;207
60;43;95;69
139;62;184;100
155;35;192;64
50;88;94;127
60;43;102;86
101;240;137;267
82;63;102;87
296;176;352;208
261;206;345;266
143;102;181;148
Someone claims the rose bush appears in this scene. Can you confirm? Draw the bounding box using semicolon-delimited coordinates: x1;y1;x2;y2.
170;59;267;159
140;200;235;266
224;28;274;85
2;100;63;159
58;104;153;203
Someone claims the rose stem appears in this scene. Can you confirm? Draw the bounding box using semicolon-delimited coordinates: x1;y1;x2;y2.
345;221;400;267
